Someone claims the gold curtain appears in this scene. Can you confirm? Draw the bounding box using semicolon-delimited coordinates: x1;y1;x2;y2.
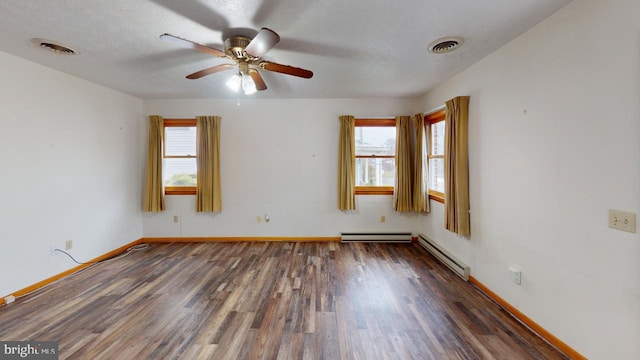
394;116;412;211
444;96;470;236
412;113;429;213
143;115;165;212
196;116;222;212
338;115;356;210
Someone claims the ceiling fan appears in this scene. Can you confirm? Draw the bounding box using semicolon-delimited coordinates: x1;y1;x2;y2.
160;28;313;94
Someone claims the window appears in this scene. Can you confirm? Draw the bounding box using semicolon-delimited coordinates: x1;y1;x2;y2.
426;110;446;202
355;118;396;195
164;119;196;195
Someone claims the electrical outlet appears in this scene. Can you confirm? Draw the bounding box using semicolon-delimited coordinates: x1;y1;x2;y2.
256;216;262;223
509;266;522;285
608;209;636;233
65;240;73;250
264;213;270;223
173;215;179;223
380;215;386;223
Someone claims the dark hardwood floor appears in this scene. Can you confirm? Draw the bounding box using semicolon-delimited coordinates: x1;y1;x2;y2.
0;242;567;359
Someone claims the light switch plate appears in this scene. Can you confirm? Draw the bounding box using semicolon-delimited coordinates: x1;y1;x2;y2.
608;209;636;233
509;266;522;285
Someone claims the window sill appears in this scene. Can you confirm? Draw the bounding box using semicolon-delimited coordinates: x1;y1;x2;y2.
165;186;196;195
355;186;394;195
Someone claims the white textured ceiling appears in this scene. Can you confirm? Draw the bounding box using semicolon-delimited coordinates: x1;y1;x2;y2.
0;0;572;99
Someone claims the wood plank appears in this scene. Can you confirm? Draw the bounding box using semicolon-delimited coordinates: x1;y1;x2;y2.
0;242;571;359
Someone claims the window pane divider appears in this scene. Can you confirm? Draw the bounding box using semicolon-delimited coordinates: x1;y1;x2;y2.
428;190;445;203
355;186;394;195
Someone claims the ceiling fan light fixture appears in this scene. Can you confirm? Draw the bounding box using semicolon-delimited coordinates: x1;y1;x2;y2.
225;73;242;93
242;74;257;95
161;28;312;94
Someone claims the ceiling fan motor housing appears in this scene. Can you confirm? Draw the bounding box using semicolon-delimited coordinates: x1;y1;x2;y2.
225;36;251;59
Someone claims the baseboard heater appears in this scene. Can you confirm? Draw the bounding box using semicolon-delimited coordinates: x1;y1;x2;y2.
341;232;412;243
418;234;470;281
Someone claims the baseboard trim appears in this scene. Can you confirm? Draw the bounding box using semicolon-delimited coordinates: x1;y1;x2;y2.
0;238;144;306
142;236;341;243
469;276;586;360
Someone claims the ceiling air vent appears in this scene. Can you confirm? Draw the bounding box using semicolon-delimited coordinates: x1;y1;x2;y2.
31;38;79;55
428;36;464;54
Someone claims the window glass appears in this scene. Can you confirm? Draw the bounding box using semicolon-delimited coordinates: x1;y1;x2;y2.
355;126;395;188
429;158;445;193
426;109;446;201
355;127;395;156
356;158;395;186
165;126;196;156
431;121;445;155
164;158;197;186
164;123;197;189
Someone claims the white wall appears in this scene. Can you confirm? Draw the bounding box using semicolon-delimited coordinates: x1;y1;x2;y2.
143;98;423;237
0;51;144;298
418;0;640;358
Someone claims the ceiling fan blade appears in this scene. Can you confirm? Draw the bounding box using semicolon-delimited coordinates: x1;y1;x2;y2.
186;64;235;79
260;61;313;79
160;33;226;58
249;69;267;91
244;28;280;58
